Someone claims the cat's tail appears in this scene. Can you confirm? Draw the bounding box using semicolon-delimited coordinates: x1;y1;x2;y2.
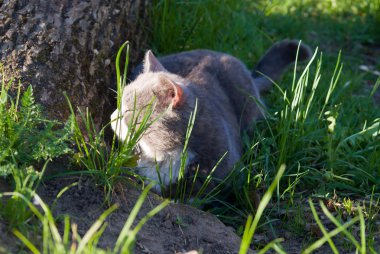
252;40;312;93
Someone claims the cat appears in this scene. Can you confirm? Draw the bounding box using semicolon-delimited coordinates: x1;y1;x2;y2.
111;40;311;195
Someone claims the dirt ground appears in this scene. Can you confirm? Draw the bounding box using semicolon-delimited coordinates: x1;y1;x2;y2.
3;174;376;254
40;176;252;254
1;176;253;254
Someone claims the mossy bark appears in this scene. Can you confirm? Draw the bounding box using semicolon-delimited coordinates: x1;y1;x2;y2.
0;0;150;125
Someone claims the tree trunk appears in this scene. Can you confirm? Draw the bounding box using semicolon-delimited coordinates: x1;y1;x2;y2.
0;0;150;125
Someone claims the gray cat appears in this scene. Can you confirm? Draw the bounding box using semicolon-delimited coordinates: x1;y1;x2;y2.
111;40;311;194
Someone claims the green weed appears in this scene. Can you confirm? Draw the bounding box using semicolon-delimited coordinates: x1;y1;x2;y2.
0;65;71;228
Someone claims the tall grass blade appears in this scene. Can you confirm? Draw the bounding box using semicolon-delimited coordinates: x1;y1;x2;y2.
113;183;169;253
120;199;170;253
303;201;360;254
319;200;360;250
308;199;338;253
239;164;286;254
358;207;366;254
13;230;40;254
370;77;380;98
76;204;119;253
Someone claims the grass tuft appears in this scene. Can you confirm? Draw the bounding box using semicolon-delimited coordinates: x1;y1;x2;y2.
65;42;157;203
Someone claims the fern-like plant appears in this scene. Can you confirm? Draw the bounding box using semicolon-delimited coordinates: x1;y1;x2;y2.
0;65;72;228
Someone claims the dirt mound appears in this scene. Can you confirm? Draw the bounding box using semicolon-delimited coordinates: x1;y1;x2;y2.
36;177;252;254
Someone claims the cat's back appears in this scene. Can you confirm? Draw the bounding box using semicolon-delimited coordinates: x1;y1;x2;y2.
131;49;251;95
161;49;261;127
130;49;261;130
158;49;241;78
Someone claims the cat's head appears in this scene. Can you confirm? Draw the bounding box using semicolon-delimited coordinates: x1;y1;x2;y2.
111;51;194;150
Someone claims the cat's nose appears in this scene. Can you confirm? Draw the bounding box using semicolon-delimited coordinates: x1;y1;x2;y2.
110;109;129;141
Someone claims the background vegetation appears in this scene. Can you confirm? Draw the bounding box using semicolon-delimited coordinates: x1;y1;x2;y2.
150;0;380;251
151;0;380;202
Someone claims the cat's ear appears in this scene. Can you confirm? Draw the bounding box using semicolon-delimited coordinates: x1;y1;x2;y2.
143;50;167;73
153;78;184;109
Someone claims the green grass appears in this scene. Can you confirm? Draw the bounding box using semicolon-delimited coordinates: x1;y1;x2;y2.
150;0;380;252
1;0;380;253
65;42;158;204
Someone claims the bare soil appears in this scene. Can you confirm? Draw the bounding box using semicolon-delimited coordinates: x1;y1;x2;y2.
1;171;379;253
0;176;252;254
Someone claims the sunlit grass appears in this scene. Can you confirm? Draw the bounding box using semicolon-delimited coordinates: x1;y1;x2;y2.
150;0;380;251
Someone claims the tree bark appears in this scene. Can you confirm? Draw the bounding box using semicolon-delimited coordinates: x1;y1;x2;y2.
0;0;150;125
